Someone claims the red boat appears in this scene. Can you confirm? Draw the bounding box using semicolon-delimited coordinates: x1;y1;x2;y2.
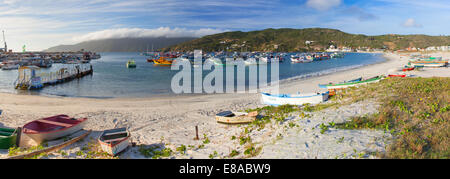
23;115;88;143
388;74;407;78
402;67;415;72
147;59;154;63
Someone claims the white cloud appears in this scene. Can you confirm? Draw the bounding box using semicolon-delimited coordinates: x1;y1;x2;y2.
306;0;342;11
72;27;226;42
402;18;422;28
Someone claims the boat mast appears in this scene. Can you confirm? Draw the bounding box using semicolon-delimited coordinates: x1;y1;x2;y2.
2;30;6;52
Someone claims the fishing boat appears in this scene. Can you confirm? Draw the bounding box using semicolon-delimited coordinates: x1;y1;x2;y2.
98;128;130;156
388;74;407;78
319;76;383;90
22;115;88;143
126;60;136;68
244;58;258;65
206;58;224;66
0;127;19;149
261;91;329;106
291;56;306;63
153;57;173;66
153;59;173;66
215;111;258;124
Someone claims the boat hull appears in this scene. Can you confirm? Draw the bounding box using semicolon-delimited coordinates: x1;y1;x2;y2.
98;128;130;156
261;92;329;106
215;112;256;124
320;76;383;90
23;115;87;143
410;62;447;67
0;128;17;149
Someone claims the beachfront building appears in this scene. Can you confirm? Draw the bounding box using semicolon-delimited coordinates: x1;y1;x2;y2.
326;45;339;52
425;46;450;51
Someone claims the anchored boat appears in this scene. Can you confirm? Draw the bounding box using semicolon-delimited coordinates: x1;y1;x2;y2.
126;60;136;68
98;128;131;156
22;115;88;143
261;91;329;106
153;57;173;66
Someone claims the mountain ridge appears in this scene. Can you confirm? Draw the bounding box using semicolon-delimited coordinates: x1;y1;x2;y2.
45;37;196;52
162;28;450;52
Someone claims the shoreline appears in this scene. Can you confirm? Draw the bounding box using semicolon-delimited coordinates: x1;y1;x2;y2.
0;53;386;100
1;52;449;159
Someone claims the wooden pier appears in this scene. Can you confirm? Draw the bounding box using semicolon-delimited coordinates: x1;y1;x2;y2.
15;64;93;90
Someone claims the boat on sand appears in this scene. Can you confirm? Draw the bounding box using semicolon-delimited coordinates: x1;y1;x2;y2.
98;128;130;156
0;127;19;149
23;115;88;143
319;76;383;90
388;74;407;78
215;111;258;124
261;91;329;106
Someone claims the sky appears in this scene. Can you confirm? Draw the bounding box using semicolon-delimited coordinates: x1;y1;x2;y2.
0;0;449;51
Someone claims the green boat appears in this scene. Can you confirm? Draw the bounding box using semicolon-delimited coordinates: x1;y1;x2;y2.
0;128;18;149
126;60;137;68
319;76;384;90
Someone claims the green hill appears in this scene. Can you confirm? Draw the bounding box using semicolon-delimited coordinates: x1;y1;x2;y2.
162;28;450;52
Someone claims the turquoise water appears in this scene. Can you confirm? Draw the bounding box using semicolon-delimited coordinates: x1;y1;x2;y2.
0;52;385;98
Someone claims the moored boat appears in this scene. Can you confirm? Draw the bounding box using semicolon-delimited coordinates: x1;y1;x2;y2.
261;91;329;106
0;127;18;149
22;115;88;143
98;128;130;156
153;57;173;66
126;60;136;68
1;62;19;70
215;111;258;124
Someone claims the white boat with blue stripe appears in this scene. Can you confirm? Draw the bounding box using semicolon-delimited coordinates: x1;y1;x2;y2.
261;91;329;106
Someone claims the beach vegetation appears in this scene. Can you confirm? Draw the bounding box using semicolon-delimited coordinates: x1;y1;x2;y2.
176;144;187;154
8;144;46;157
197;144;205;149
139;145;173;159
243;143;262;158
229;150;240;157
203;134;210;144
335;77;449;159
239;136;251;145
209;151;218;159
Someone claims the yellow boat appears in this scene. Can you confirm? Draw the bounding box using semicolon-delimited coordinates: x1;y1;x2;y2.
153;57;173;66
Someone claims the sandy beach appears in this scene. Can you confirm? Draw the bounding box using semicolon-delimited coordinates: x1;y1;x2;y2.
0;52;449;159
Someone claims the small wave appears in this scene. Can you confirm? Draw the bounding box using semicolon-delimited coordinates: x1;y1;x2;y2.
279;63;368;84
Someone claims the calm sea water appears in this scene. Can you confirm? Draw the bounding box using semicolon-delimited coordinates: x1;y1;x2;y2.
0;52;385;98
